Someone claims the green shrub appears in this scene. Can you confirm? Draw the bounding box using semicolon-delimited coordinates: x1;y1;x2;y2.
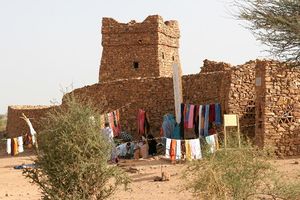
185;140;300;200
24;98;130;200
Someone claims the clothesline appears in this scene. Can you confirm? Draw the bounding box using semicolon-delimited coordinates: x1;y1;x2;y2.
0;123;257;142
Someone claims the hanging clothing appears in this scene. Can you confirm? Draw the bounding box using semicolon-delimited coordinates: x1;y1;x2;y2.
172;124;181;139
17;136;24;153
187;105;195;128
204;104;210;136
194;105;199;137
176;140;181;160
25;118;36;145
180;103;185;139
162;114;176;138
11;138;19;156
165;138;171;159
198;105;203;136
170;139;176;161
209;104;216;124
6;139;11;154
184;104;190;128
185;140;192;161
206;134;218;153
190;139;202;159
137;109;145;135
215;103;222;125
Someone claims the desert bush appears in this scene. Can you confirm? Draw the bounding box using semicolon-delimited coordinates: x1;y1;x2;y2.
23;97;130;200
185;139;300;200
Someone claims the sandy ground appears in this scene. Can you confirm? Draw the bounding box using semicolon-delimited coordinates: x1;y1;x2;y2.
0;148;299;200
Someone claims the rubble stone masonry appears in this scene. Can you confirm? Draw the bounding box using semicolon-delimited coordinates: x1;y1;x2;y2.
5;15;300;156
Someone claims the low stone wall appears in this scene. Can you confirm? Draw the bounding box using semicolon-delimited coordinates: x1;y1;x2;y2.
6;105;56;138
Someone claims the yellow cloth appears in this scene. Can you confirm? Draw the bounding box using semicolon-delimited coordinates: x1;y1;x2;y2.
185;140;192;161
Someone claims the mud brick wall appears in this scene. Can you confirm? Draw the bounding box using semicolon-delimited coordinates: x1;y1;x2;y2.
255;61;300;156
6;105;57;138
99;15;180;83
66;77;175;138
227;61;257;138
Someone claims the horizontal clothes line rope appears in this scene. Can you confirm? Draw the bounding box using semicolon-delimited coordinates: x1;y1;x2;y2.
0;123;258;142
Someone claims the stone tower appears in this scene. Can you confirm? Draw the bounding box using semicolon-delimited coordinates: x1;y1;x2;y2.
99;15;181;82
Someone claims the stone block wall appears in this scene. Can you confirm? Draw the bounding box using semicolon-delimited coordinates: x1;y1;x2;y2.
99;15;180;83
255;61;300;156
6;105;56;138
227;61;257;138
183;60;231;114
66;77;175;137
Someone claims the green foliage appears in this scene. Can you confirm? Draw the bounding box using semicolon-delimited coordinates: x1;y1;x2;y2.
23;97;130;200
185;141;300;200
235;0;300;64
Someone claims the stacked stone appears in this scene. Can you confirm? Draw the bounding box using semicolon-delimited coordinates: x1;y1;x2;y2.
256;61;300;156
227;61;257;138
100;15;180;83
66;77;175;138
6;105;57;138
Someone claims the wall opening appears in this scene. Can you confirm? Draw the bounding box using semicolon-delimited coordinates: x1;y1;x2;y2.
172;56;175;61
162;52;165;59
133;62;139;69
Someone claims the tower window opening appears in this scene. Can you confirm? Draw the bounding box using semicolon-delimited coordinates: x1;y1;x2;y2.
172;56;175;61
162;52;165;59
133;62;139;69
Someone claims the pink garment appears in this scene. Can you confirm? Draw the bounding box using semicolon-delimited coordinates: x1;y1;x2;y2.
138;109;146;135
188;105;194;128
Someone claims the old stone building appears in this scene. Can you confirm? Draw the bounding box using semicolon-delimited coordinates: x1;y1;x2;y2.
6;15;300;156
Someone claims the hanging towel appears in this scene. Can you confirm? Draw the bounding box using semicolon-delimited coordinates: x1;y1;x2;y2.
194;105;199;137
17;136;24;153
209;104;216;124
11;138;19;156
6;139;11;154
137;109;146;135
184;104;190;128
215;103;222;125
165;138;171;159
206;134;217;153
170;139;176;161
204;104;210;136
198;105;203;136
188;105;195;128
162;114;176;138
172;124;181;139
180;103;185;139
185;140;192;161
176;140;181;160
190;139;202;159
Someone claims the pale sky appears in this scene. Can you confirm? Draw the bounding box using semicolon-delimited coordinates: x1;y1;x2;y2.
0;0;268;114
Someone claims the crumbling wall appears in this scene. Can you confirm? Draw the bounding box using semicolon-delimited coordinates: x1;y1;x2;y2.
6;105;57;138
99;15;180;83
255;61;300;156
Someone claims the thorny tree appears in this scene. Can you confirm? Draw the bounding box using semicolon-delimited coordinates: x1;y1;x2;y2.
235;0;300;65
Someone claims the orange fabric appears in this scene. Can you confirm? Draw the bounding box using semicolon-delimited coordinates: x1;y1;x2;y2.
170;139;176;161
11;138;19;156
